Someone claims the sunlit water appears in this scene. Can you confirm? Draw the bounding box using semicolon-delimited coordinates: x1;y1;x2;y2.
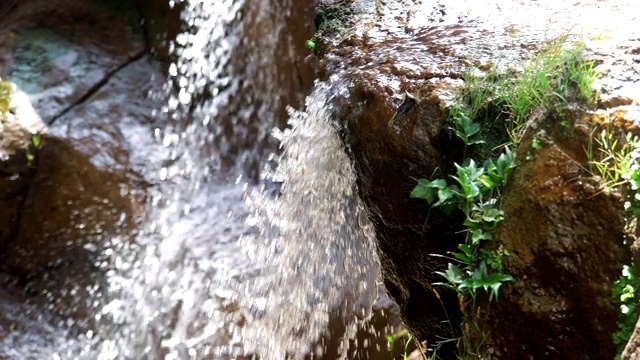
46;0;382;359
3;0;639;359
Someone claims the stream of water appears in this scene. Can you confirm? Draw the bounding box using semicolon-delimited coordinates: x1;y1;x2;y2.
43;0;388;359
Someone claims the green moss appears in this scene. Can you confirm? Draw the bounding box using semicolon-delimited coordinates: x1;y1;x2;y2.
311;0;356;57
0;80;12;115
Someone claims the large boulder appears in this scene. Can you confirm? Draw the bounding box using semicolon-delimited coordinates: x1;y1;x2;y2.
319;1;542;354
466;109;630;358
319;0;640;357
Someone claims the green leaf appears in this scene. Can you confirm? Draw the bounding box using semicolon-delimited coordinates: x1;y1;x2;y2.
479;205;504;223
411;179;437;203
434;185;462;208
492;147;516;183
454;161;483;199
436;263;465;287
451;251;473;264
305;39;316;51
385;335;395;351
473;260;490;281
470;228;493;245
478;174;495;191
486;273;514;301
453;128;469;142
452;112;485;145
32;134;41;149
458;244;475;257
532;138;543;150
457;113;481;138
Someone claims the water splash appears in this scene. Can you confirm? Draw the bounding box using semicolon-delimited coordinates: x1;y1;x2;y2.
238;78;380;359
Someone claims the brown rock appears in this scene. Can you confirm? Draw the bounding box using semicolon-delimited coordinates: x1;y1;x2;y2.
0;0;165;331
466;112;629;359
623;319;640;359
0;91;42;257
2;135;144;276
337;74;464;354
320;0;640;357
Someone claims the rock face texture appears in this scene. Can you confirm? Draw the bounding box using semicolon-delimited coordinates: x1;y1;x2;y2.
0;0;168;344
319;1;544;355
335;70;464;354
319;0;640;358
468;111;629;359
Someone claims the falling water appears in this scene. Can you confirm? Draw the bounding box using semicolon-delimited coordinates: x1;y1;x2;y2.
238;79;380;359
48;0;383;359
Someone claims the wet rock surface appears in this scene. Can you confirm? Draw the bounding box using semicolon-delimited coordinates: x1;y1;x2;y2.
0;0;169;352
470;111;629;358
320;0;640;357
0;0;331;357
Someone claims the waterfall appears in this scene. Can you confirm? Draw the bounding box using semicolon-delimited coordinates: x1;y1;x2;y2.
238;78;380;359
48;0;384;359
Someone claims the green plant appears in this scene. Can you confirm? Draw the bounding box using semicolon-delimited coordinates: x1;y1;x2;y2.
585;129;640;358
386;328;414;360
451;111;484;147
25;133;42;162
586;129;639;192
500;43;599;139
411;149;516;301
613;264;640;359
532;138;543;150
305;37;316;52
411;37;600;357
403;336;413;359
446;42;598;162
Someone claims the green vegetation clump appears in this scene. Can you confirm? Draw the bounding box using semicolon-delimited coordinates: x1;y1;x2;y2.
385;328;414;360
503;44;598;136
613;264;640;359
0;79;12;115
307;0;356;57
450;41;598;155
411;150;515;301
410;40;601;358
586;129;640;358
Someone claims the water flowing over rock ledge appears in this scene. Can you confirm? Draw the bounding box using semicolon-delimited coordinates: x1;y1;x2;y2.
1;0;640;358
316;0;640;358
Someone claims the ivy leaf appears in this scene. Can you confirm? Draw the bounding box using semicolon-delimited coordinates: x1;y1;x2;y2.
456;113;481;138
434;184;463;209
486;273;514;301
469;228;493;246
458;243;475;257
478;202;504;223
411;179;440;203
454;160;483;199
452;112;485;145
452;251;473;264
478;174;495;191
490;147;516;184
435;263;465;288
